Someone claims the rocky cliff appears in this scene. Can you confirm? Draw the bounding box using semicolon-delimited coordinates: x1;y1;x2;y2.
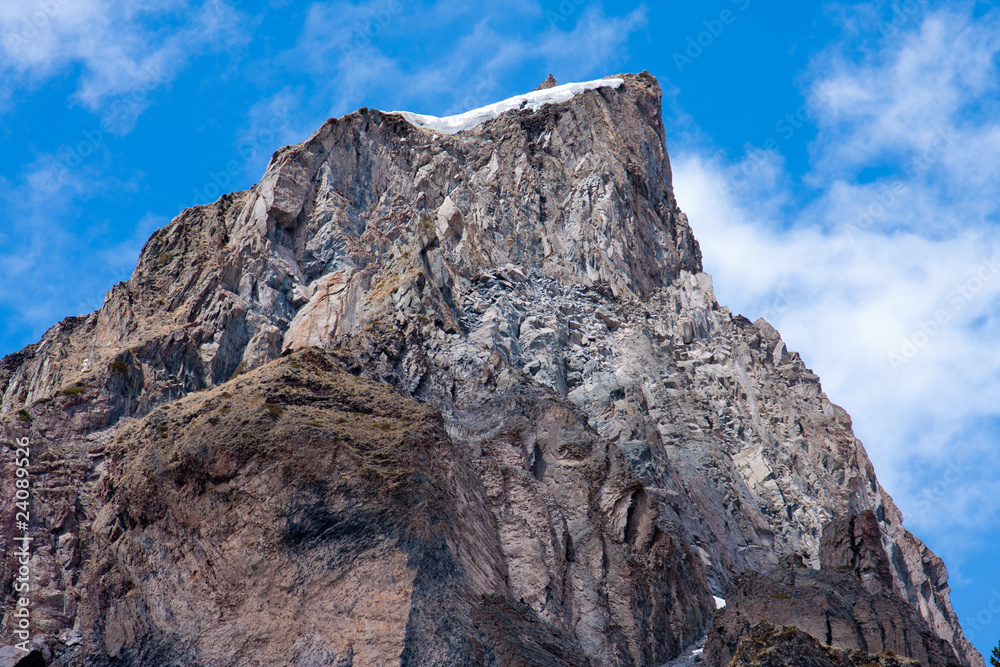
0;72;982;666
704;511;963;667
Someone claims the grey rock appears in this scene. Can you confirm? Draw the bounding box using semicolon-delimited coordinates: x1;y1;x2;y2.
704;513;962;667
534;74;558;90
0;72;981;666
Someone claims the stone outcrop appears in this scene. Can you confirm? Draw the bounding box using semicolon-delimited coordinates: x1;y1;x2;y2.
704;511;962;667
534;74;559;90
723;621;922;667
46;347;701;665
0;72;982;665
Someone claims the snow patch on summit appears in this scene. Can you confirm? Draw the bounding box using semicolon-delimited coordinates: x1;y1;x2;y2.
391;77;625;135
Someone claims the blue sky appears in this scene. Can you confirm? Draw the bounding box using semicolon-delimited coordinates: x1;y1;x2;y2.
2;0;999;656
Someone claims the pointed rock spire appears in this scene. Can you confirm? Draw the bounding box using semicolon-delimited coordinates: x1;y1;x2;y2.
533;73;557;90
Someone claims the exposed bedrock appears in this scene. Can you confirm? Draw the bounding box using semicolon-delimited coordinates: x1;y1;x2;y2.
0;73;980;666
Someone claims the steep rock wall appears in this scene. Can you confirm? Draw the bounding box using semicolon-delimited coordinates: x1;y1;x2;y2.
0;72;980;666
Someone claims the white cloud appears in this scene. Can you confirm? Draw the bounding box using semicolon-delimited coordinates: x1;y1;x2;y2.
671;6;1000;551
0;153;154;343
0;0;248;129
516;5;648;82
810;9;1000;178
0;0;251;341
292;0;645;120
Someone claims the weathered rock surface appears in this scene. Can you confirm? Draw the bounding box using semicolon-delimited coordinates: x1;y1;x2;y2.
0;72;981;665
72;347;708;665
723;621;921;667
704;511;962;667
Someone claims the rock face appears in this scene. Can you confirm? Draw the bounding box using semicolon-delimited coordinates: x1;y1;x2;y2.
0;73;982;666
80;347;708;666
704;511;962;667
722;621;922;667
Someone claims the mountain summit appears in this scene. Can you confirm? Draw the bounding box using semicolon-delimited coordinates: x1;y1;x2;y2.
0;72;981;667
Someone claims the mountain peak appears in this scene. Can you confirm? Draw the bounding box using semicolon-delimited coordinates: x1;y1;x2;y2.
390;75;623;134
0;72;982;667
